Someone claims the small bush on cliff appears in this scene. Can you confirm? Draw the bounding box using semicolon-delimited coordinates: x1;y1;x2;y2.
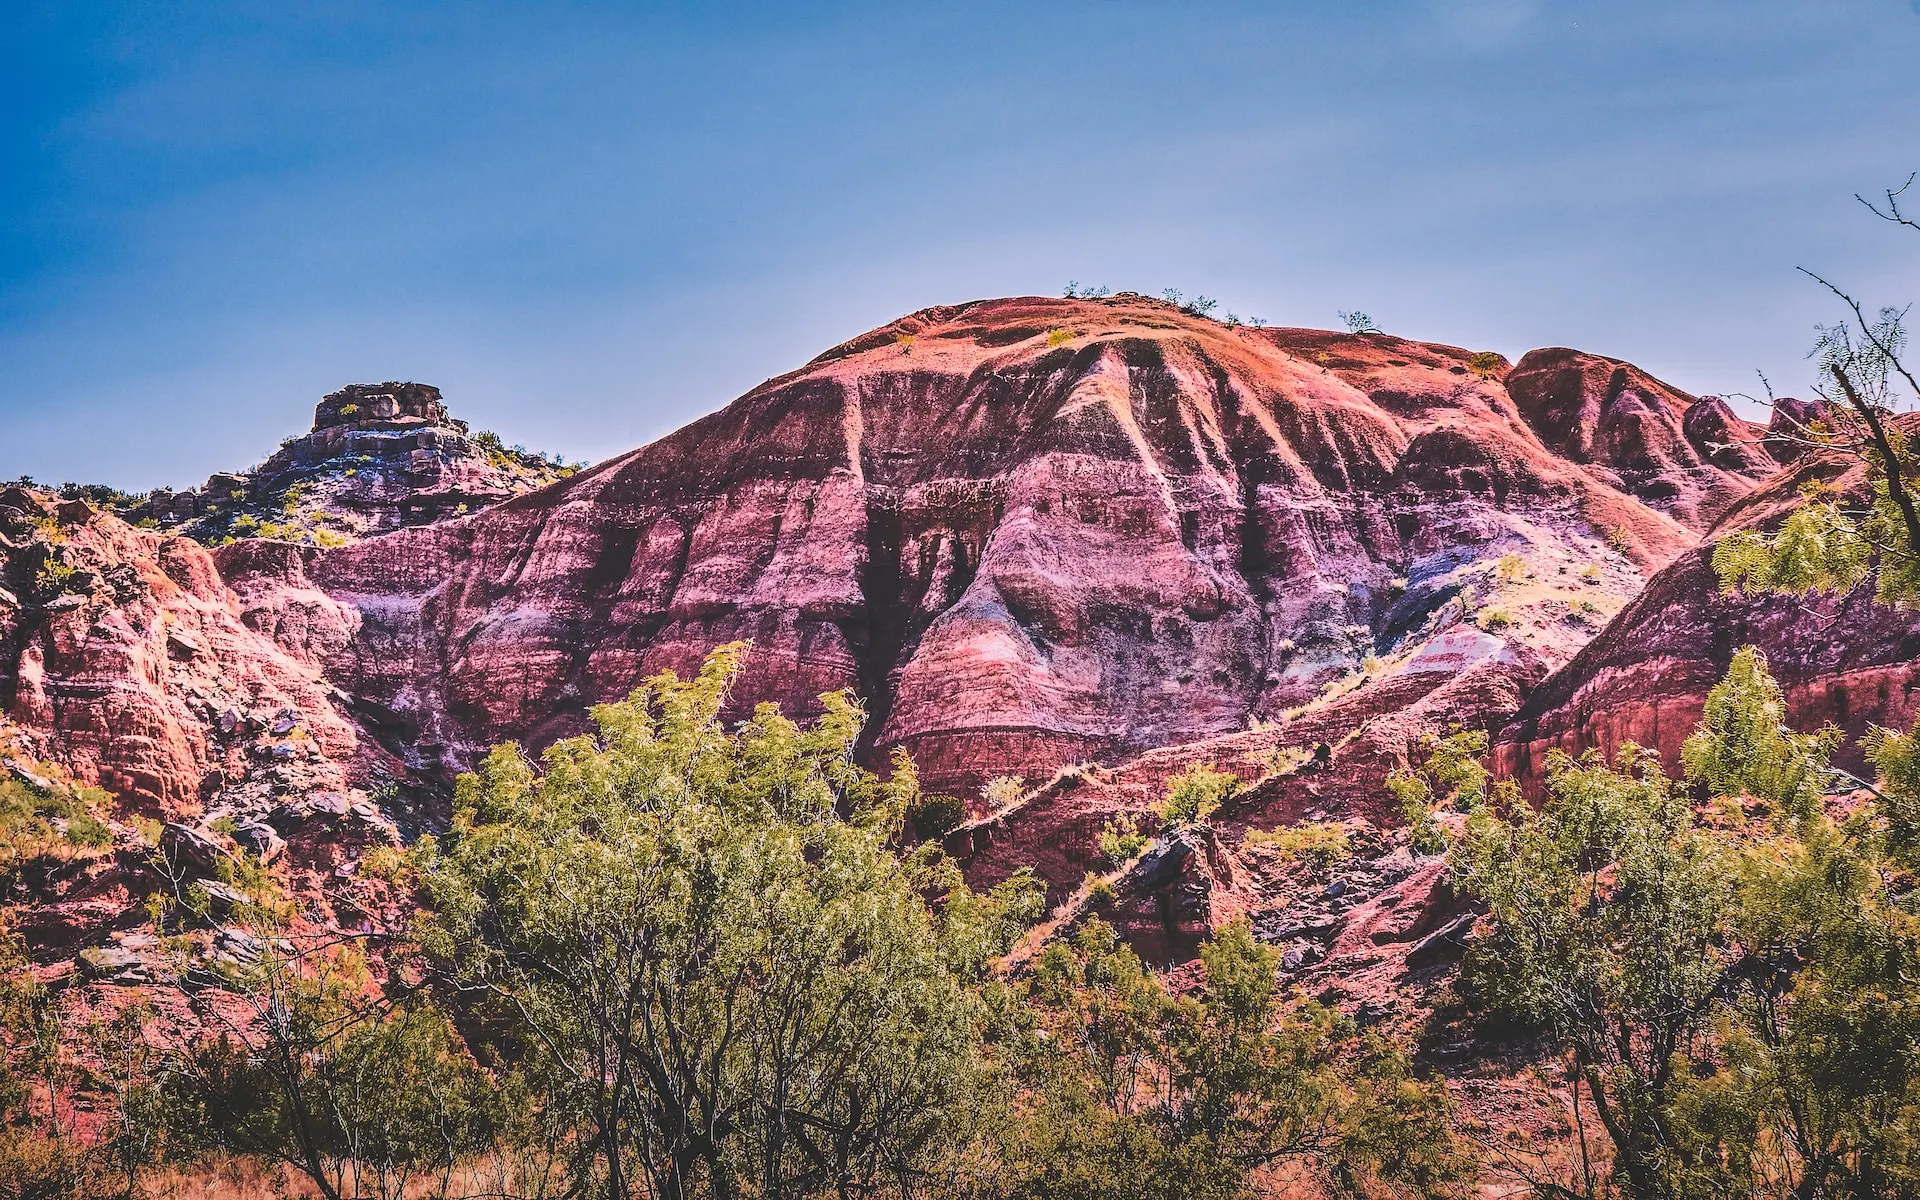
1476;606;1514;631
982;774;1026;811
1097;813;1150;865
33;558;75;596
911;791;969;840
1244;820;1350;868
0;767;115;891
1338;310;1380;334
1388;729;1495;857
1156;765;1237;827
1467;351;1504;377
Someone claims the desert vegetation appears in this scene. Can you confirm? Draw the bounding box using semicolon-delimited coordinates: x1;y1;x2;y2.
0;647;1477;1199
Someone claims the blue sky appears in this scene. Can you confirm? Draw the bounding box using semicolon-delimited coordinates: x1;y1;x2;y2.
5;1;1920;490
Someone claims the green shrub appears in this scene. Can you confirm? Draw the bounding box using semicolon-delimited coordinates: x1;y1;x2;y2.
1097;814;1149;865
908;792;966;840
1084;874;1117;909
1157;765;1238;827
1245;821;1351;867
35;560;75;594
981;774;1026;811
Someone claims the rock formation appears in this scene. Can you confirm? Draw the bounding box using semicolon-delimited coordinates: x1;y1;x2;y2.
134;382;575;545
2;294;1801;1000
208;296;1774;805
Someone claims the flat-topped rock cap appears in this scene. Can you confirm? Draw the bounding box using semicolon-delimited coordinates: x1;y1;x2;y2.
314;381;448;430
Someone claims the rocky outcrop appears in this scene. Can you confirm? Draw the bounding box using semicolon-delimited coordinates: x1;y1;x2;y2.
135;383;574;545
0;486;381;816
1505;348;1774;530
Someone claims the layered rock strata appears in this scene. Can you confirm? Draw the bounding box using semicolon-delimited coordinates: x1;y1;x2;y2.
209;295;1779;800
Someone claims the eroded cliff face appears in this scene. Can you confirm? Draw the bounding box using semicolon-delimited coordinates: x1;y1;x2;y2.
1493;427;1920;790
0;488;373;818
199;294;1777;800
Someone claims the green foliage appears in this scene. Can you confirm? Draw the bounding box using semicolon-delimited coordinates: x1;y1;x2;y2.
1681;645;1841;824
1243;821;1350;868
1466;351;1504;376
996;918;1469;1199
1338;310;1379;334
1451;645;1920;1198
1388;730;1495;856
982;774;1026;811
1713;493;1877;601
413;643;1045;1199
911;790;969;840
1157;765;1237;828
57;481;144;510
1495;552;1527;584
34;558;75;596
0;766;115;888
1097;813;1150;866
0;909;94;1197
1453;743;1736;1196
1161;289;1219;317
174;983;503;1200
1045;328;1075;348
1476;606;1514;631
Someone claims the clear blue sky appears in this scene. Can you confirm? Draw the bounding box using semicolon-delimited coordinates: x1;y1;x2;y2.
5;1;1920;490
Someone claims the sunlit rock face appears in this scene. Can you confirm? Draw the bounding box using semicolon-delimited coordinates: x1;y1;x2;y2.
215;294;1771;794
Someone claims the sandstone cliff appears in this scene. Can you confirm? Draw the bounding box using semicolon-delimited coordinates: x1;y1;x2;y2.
215;295;1773;803
0;294;1802;1047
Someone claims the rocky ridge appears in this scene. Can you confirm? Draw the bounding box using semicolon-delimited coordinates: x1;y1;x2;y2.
1493;411;1920;790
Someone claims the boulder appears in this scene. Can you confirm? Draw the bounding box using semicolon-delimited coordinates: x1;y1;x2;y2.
0;486;48;518
160;822;231;879
232;820;286;864
77;946;148;983
54;499;96;526
197;881;249;916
